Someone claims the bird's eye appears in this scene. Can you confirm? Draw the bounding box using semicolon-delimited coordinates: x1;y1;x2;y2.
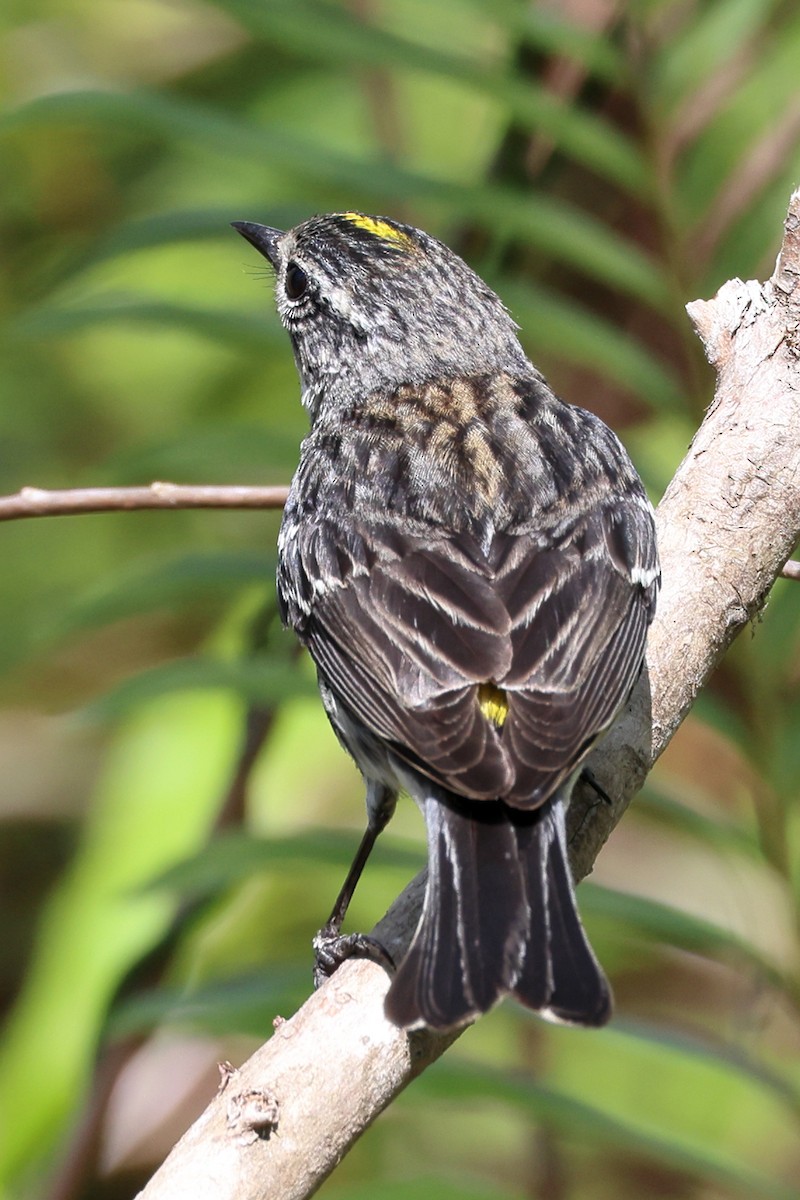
285;263;308;301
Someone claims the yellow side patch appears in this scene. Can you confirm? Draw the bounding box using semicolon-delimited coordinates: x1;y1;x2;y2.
341;212;412;247
478;683;508;728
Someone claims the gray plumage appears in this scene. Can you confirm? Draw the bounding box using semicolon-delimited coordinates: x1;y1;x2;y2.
233;212;659;1031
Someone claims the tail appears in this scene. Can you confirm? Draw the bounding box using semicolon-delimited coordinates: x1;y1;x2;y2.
384;792;611;1031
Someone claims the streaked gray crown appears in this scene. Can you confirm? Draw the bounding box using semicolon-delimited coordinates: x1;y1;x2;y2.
233;212;531;416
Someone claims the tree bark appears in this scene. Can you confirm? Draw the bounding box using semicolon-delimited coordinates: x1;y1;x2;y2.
136;188;800;1200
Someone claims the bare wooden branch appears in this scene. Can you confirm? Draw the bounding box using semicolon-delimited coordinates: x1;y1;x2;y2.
567;186;800;868
0;483;289;521
128;187;799;1199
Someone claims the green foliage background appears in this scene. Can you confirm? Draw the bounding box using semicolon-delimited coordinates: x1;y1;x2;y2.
1;1;800;1196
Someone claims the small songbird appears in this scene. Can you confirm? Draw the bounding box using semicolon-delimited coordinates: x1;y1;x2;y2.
233;212;659;1031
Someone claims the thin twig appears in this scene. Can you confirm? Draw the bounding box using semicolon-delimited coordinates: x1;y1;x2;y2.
0;482;289;521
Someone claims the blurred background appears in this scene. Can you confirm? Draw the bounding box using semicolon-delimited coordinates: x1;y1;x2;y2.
2;1;800;1197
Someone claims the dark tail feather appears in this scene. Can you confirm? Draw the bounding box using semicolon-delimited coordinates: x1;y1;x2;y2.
384;794;527;1029
512;798;612;1026
384;793;611;1031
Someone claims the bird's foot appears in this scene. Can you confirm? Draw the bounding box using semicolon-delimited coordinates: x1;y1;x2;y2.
312;924;395;989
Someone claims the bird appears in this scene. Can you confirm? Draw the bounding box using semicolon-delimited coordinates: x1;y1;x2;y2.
232;211;659;1031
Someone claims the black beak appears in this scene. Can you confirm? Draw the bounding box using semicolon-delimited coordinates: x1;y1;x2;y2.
231;221;284;266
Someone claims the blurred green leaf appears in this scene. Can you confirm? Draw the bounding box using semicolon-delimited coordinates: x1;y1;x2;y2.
108;963;309;1039
70;206;303;272
652;0;778;112
1;90;670;309
0;693;242;1184
678;9;800;243
637;785;762;859
103;424;299;486
48;550;274;636
474;0;625;81
613;1018;800;1119
325;1177;525;1200
421;1059;798;1200
216;0;648;194
581;883;785;987
86;656;315;719
148;828;423;901
12;299;279;347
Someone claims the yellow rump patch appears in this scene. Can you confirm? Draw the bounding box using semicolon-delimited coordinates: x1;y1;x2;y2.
341;212;412;247
477;683;508;729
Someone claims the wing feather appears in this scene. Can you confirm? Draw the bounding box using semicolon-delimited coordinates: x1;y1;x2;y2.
295;486;655;807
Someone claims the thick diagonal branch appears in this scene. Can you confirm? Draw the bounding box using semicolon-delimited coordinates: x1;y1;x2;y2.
136;189;800;1200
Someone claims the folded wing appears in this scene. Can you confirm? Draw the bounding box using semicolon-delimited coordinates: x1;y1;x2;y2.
293;496;656;809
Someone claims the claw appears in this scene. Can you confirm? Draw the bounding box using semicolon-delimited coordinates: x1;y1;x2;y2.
312;926;395;989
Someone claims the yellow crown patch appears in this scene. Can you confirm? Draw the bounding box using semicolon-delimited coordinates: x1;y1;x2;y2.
477;682;509;729
341;212;412;248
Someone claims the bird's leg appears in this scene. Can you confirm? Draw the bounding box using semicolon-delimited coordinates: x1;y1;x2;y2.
312;784;397;987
